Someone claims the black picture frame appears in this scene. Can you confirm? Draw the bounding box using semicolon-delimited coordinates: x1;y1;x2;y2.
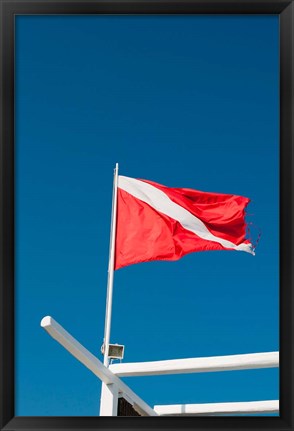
0;0;293;430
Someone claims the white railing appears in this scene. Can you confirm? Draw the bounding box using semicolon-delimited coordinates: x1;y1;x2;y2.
154;400;279;416
41;316;157;416
109;351;279;376
41;316;279;417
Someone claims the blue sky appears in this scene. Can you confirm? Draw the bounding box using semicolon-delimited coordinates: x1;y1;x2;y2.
15;15;279;416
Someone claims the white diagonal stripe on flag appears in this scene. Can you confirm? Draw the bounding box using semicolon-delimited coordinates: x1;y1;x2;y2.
118;176;253;254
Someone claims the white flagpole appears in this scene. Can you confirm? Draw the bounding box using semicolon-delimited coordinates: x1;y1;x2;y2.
103;162;119;367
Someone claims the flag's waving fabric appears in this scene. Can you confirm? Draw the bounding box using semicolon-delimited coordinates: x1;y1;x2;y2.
115;176;254;270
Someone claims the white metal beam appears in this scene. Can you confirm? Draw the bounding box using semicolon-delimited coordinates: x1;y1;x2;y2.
100;383;119;416
41;316;157;416
154;400;279;416
109;351;279;377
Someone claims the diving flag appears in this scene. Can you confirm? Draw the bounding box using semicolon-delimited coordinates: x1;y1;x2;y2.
115;176;254;270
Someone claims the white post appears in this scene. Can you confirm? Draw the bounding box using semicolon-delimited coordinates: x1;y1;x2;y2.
101;163;119;415
103;162;119;367
100;383;119;416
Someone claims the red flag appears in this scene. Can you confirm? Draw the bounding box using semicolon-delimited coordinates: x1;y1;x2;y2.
115;176;254;270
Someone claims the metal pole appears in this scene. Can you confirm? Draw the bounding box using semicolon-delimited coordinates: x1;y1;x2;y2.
103;163;119;367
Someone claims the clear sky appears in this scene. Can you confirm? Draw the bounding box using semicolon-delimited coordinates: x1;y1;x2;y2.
15;15;279;416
